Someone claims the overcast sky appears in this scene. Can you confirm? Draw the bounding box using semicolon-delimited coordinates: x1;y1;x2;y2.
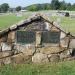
0;0;75;8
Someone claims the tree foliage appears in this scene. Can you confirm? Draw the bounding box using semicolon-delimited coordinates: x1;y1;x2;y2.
16;6;21;11
25;3;51;11
25;0;75;11
51;0;60;10
0;3;9;13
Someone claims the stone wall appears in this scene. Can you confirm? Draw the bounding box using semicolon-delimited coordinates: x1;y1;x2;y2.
0;15;75;65
0;30;74;65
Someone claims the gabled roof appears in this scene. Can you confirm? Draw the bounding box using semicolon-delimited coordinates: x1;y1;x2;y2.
0;14;75;38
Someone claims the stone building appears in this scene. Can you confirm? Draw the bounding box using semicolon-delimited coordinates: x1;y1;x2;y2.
0;14;75;64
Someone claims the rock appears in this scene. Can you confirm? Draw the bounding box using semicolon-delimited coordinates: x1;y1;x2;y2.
39;47;61;54
0;36;7;42
14;50;18;54
3;57;11;64
0;59;4;66
11;53;32;64
11;53;24;64
36;31;41;46
45;22;51;31
0;51;13;60
0;45;2;52
2;52;10;57
0;52;2;58
60;53;65;60
16;44;35;56
23;55;32;64
50;54;60;62
48;54;52;58
1;42;12;51
60;32;66;39
0;51;13;58
31;16;40;21
32;53;49;63
60;37;69;48
7;31;15;43
24;19;31;24
10;24;17;30
60;50;70;60
17;20;25;26
51;26;60;32
0;51;12;65
69;39;75;48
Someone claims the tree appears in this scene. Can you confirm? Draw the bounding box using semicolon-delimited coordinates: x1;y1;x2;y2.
66;3;71;10
51;0;60;10
71;3;75;11
16;6;21;12
26;4;39;11
0;3;9;13
0;6;1;13
25;3;51;11
59;1;67;10
9;8;14;12
42;4;51;10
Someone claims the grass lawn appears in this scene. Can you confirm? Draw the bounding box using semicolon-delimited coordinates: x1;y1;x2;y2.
0;13;29;30
50;16;75;35
0;60;75;75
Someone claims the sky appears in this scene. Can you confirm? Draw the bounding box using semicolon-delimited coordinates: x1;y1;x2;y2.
0;0;75;8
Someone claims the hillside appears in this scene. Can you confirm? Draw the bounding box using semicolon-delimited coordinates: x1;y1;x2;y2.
25;3;51;11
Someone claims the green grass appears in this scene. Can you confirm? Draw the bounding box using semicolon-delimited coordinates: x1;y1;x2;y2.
50;16;75;35
0;13;28;30
0;60;75;75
